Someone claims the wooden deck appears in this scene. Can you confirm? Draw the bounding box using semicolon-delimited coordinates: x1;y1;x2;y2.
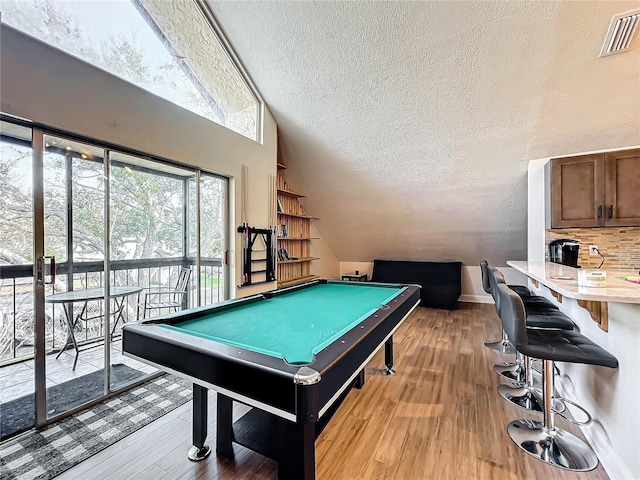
0;341;156;405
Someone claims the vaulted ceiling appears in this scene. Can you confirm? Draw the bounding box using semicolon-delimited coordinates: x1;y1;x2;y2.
207;1;640;265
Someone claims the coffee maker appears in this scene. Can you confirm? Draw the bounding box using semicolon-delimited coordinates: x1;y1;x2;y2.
548;239;580;268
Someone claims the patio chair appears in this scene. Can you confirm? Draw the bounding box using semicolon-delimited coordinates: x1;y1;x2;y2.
140;267;192;320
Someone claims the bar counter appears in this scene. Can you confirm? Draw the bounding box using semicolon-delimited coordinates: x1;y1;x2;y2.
507;260;640;480
507;261;640;304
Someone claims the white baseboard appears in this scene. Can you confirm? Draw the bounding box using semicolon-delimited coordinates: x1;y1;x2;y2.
557;382;635;480
582;428;635;480
459;294;493;304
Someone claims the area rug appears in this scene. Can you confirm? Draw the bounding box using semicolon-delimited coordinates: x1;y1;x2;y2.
0;364;144;441
0;374;192;480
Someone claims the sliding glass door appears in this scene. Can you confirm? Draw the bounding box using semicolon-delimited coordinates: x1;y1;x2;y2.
41;133;110;420
0;117;228;436
0;122;37;436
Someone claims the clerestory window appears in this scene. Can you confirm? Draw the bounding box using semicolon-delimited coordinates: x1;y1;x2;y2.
0;0;261;142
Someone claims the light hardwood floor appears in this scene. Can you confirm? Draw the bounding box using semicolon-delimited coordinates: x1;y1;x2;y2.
57;303;611;480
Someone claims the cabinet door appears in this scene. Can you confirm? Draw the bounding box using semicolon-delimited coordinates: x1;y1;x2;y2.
551;154;605;228
605;148;640;226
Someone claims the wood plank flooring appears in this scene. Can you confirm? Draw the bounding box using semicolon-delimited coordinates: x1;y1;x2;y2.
57;303;611;480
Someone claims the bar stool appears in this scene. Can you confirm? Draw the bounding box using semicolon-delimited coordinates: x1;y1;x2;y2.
496;283;618;471
481;261;562;354
480;260;530;354
491;269;572;413
490;269;573;376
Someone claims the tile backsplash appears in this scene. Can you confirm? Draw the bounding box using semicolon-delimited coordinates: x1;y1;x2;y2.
546;228;640;271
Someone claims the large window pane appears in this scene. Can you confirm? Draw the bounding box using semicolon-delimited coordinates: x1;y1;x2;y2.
110;153;187;261
200;174;226;306
0;125;34;364
0;0;259;140
43;135;105;267
0;124;34;265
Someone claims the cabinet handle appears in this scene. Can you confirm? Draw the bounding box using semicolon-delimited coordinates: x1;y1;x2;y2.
597;205;603;219
608;205;614;219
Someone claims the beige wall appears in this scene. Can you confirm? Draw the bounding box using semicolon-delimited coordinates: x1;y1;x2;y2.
0;26;276;298
310;223;340;280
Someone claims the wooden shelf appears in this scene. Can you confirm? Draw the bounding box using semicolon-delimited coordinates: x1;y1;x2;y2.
277;212;319;220
278;275;319;288
276;169;316;288
277;237;319;241
277;188;305;198
278;257;319;264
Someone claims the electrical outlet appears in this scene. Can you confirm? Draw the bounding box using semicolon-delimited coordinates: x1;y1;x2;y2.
589;245;599;256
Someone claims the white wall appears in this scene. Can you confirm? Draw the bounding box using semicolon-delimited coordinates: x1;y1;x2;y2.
0;26;277;298
527;157;550;262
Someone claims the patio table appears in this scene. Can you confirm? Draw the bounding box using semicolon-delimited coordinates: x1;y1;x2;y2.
46;286;142;370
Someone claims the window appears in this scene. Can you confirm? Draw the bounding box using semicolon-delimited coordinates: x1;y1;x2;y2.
1;115;229;365
0;0;260;141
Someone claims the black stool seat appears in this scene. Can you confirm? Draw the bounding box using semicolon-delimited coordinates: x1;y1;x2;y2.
519;329;618;368
525;311;575;331
488;265;558;313
523;302;561;316
492;270;569;330
522;296;558;309
509;285;532;297
521;294;559;312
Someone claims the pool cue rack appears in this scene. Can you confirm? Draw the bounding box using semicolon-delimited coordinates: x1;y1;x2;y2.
237;223;277;287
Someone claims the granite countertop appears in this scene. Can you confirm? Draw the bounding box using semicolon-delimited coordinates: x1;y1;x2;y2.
507;261;640;304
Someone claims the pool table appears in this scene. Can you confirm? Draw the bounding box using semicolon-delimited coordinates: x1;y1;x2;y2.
122;279;420;480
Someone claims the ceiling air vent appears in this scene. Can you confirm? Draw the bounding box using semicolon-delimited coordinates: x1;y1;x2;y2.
600;9;640;56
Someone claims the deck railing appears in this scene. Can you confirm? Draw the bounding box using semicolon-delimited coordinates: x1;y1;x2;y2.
0;257;224;365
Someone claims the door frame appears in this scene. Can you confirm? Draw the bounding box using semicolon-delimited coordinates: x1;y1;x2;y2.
3;114;231;431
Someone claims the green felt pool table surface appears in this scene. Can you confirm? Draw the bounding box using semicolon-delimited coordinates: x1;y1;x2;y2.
160;283;407;365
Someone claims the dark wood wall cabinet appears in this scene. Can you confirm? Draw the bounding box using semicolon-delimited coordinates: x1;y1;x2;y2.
551;148;640;228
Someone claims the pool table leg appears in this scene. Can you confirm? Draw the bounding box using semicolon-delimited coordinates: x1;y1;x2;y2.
279;420;315;480
354;368;366;389
188;384;212;461
216;393;234;458
383;336;396;376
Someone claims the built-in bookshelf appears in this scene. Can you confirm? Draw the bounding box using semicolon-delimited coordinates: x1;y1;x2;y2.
277;164;319;287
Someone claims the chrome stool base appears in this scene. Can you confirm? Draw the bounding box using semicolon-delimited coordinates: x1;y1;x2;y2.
498;384;565;413
508;419;598;472
494;362;542;384
484;339;516;354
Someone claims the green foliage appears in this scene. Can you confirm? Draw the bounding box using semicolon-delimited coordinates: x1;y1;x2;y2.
1;140;225;265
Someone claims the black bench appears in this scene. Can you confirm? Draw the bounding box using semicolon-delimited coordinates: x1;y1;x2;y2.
371;259;462;310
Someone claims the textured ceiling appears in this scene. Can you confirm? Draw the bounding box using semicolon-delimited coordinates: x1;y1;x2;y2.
207;1;640;265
